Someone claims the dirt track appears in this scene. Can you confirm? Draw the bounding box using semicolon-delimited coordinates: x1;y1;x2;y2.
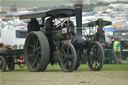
1;70;128;85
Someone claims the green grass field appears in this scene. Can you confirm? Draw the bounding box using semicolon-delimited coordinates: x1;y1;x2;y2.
13;61;128;72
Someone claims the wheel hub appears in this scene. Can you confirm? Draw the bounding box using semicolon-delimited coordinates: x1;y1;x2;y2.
64;55;70;59
34;50;38;55
33;48;38;55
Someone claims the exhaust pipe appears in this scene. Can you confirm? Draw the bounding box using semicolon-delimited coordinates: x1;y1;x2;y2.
72;0;87;44
75;4;82;36
72;2;85;44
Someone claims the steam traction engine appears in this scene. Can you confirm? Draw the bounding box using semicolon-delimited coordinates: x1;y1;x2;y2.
17;5;104;72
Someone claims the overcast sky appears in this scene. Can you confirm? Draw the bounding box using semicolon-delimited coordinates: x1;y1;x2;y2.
1;0;128;8
0;0;72;8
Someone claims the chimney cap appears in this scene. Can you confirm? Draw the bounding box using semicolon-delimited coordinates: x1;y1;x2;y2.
74;4;82;8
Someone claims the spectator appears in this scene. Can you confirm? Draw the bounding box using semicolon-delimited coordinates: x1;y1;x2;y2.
113;37;122;64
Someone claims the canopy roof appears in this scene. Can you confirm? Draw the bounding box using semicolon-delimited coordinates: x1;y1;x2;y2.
6;8;75;20
83;20;112;27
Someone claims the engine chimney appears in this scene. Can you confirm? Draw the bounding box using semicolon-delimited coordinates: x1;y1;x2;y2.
74;4;82;36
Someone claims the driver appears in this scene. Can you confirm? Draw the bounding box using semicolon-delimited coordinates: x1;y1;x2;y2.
45;17;53;29
41;17;53;33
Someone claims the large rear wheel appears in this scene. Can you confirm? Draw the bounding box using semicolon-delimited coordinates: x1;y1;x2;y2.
59;42;77;72
87;41;104;71
24;31;50;72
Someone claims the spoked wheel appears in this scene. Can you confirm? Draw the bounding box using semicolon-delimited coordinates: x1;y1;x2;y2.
24;31;50;72
59;42;77;72
7;57;15;71
0;56;6;72
87;41;104;71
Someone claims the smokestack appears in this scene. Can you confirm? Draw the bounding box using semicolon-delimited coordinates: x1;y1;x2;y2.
97;19;104;41
74;0;83;35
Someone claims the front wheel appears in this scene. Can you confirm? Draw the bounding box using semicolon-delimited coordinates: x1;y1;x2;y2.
87;41;104;71
59;42;77;72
